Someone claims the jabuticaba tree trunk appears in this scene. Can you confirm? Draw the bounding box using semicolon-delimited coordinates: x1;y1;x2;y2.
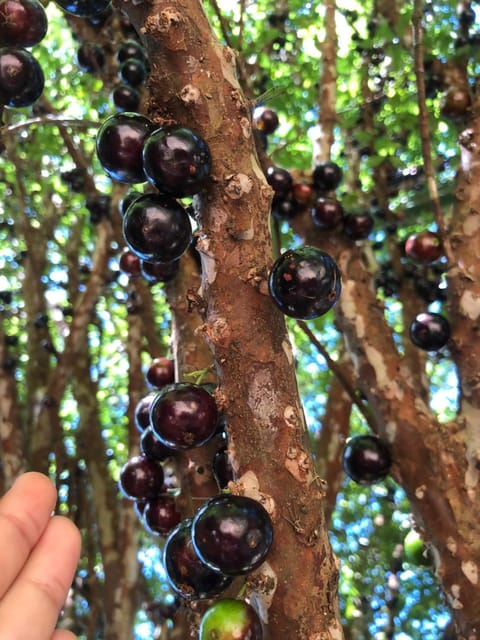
289;205;480;636
117;0;342;637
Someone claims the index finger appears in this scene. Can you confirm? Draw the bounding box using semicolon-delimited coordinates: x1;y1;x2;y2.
0;472;57;598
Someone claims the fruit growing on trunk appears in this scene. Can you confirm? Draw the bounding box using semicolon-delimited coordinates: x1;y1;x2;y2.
199;599;263;640
409;312;450;351
0;47;44;107
268;246;341;319
342;434;392;485
191;494;273;575
0;0;48;48
118;454;165;500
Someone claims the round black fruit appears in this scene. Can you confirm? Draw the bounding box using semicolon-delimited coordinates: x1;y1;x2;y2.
0;0;48;48
140;426;175;462
163;519;233;600
143;496;181;536
96;112;155;183
118;454;164;500
111;84;140;112
53;0;111;18
191;494;273;576
119;58;147;87
117;39;147;64
312;161;343;191
343;212;374;240
134;392;157;432
0;47;44;107
311;196;344;230
199;599;263;640
122;193;192;263
266;166;292;196
409;312;450;351
146;357;175;389
268;246;341;319
140;259;179;283
142;126;211;197
342;434;392;485
150;383;218;450
76;42;105;73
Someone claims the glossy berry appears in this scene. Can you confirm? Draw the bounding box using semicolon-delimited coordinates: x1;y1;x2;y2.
76;42;105;73
134;392;157;432
271;196;297;220
199;599;263;640
212;447;235;490
342;434;392;485
292;182;314;207
311;196;344;230
0;0;48;48
122;193;192;263
312;161;343;191
268;246;341;320
409;312;450;351
119;249;141;277
254;106;279;134
343;212;374;240
146;357;175;389
118;190;141;217
163;519;233;600
117;39;147;64
111;84;140;112
404;230;443;264
53;0;111;18
143;496;181;536
119;58;147;87
96;112;155;183
140;258;179;283
191;495;273;576
0;47;44;107
142;127;211;197
118;454;164;500
140;426;175;462
266;166;292;196
150;383;218;450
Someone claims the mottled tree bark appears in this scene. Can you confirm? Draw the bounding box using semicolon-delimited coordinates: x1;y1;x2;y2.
117;1;343;637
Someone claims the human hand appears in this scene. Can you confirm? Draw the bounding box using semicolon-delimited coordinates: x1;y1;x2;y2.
0;472;81;639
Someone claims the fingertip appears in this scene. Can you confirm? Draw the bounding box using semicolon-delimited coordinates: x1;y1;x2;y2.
50;515;82;558
11;472;57;504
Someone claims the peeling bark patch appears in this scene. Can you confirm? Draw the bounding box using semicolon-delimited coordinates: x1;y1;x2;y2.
224;173;253;200
247;369;276;428
143;9;186;50
385;420;397;443
461;560;479;585
415;484;426;499
449;584;464;609
364;344;404;400
447;537;457;556
460;290;480;320
248;561;277;623
239;116;251;139
234;470;276;519
284;405;298;429
463;213;480;235
285;448;312;483
179;84;201;105
282;340;294;365
339;280;366;339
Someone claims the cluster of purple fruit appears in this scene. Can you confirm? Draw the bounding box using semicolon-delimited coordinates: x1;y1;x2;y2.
119;358;268;638
96;112;211;268
0;0;47;108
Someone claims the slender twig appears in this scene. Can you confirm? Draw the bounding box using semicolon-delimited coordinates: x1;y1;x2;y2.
4;115;99;133
296;320;376;429
237;0;247;51
412;0;455;266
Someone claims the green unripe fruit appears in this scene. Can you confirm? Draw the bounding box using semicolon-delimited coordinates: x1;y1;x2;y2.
403;529;431;567
199;599;263;640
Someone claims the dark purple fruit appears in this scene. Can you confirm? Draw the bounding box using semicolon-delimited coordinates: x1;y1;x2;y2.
111;84;140;112
122;193;192;263
61;168;85;192
191;494;273;576
117;39;147;64
96;112;155;183
140;258;179;283
409;312;450;351
118;454;164;500
134;392;156;432
268;246;341;319
146;357;175;389
53;0;111;18
76;42;105;73
311;196;344;230
0;47;44;107
142;126;211;197
140;426;175;462
150;383;218;450
312;161;342;191
163;519;233;600
212;447;235;490
0;0;48;48
404;230;443;264
343;212;374;239
119;249;141;276
199;599;263;640
292;182;314;207
266;165;292;196
342;434;392;485
143;496;181;536
119;58;147;87
254;106;279;134
118;190;141;216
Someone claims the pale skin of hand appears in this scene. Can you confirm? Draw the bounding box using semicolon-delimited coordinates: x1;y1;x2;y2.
0;472;81;640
